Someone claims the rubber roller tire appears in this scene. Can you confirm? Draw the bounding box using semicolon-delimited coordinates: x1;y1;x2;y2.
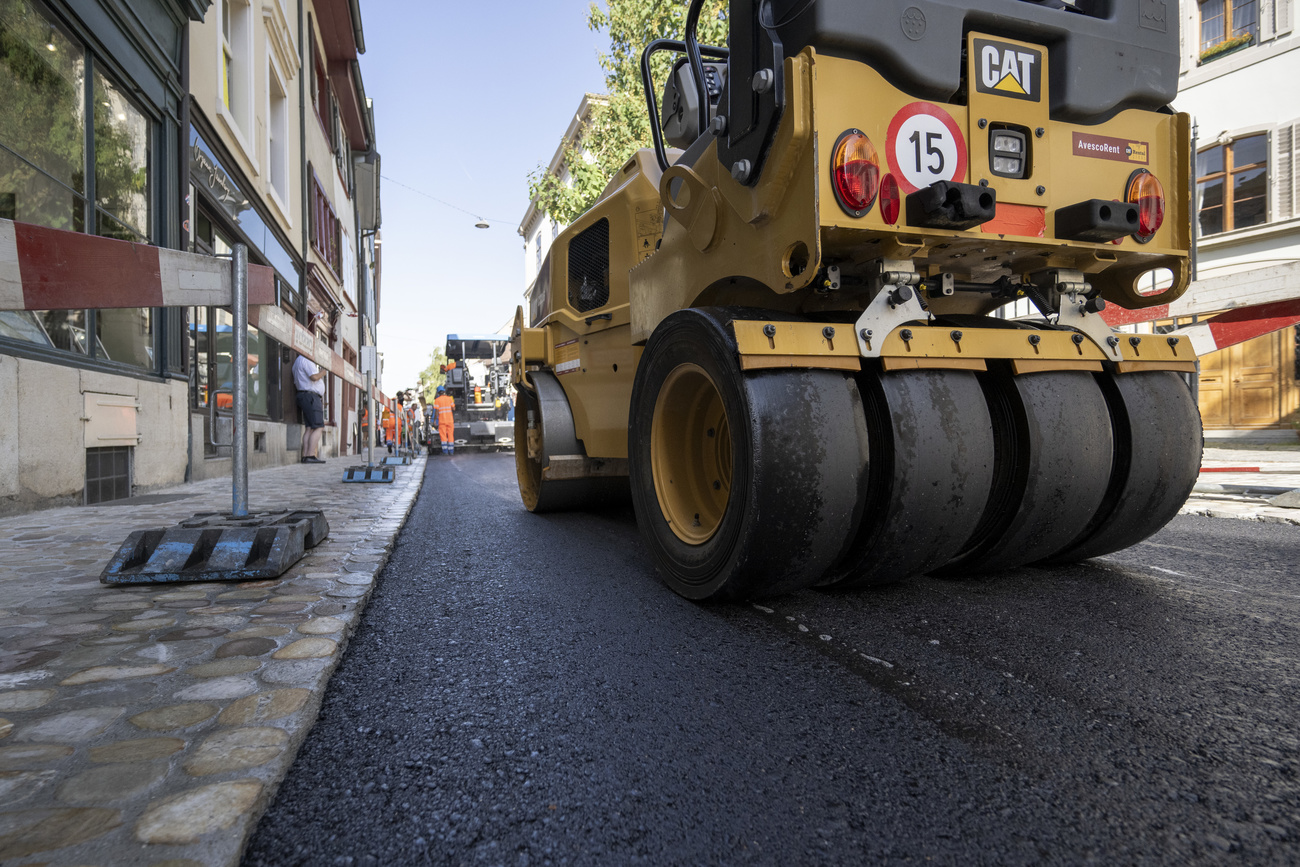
940;369;1114;575
628;308;868;600
1044;370;1202;564
821;368;995;589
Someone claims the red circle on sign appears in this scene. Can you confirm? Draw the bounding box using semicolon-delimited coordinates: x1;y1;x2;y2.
885;101;968;195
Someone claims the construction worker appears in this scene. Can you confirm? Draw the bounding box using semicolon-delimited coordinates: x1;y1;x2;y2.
381;406;396;454
432;385;456;455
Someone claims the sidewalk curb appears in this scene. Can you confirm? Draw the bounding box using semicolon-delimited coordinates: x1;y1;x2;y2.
1180;496;1300;527
228;459;427;867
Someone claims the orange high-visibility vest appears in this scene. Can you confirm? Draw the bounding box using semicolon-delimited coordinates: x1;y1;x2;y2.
433;394;456;441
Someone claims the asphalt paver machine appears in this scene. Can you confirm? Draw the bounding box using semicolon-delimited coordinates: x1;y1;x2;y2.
513;0;1202;599
445;334;515;451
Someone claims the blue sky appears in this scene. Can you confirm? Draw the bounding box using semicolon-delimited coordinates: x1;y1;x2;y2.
365;2;607;391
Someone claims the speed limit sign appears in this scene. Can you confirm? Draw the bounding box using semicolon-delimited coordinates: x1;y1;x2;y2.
885;102;968;194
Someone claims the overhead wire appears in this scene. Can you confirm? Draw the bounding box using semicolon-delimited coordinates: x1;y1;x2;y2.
379;174;510;225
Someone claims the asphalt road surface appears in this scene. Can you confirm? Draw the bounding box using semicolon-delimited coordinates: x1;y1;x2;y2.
243;453;1300;866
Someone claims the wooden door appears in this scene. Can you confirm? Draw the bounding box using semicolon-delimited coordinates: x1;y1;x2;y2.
1198;331;1283;428
1230;332;1280;427
1198;345;1230;428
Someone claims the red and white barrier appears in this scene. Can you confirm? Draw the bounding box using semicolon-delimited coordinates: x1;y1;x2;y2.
1169;298;1300;356
0;217;274;310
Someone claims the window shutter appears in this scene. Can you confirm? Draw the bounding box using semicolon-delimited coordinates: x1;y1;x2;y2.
1279;0;1294;35
1261;0;1277;40
1274;121;1299;221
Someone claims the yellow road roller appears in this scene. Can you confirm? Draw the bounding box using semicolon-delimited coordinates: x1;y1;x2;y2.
513;0;1201;600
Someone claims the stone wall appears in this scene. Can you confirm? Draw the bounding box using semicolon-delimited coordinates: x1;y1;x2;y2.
0;356;190;515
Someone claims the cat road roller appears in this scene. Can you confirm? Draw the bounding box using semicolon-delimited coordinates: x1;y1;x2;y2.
512;0;1202;600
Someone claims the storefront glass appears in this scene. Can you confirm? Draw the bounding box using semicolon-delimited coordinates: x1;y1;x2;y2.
0;0;161;372
0;0;86;232
96;307;154;368
193;307;271;419
93;66;149;241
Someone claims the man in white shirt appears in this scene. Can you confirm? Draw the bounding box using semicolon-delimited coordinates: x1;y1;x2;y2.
292;352;327;463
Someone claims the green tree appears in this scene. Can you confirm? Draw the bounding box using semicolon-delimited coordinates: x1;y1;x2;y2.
418;347;449;404
527;0;727;226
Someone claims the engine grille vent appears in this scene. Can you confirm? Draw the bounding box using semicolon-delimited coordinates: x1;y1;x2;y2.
568;218;610;313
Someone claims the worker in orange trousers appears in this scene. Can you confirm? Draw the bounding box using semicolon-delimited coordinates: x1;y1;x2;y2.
432;385;456;455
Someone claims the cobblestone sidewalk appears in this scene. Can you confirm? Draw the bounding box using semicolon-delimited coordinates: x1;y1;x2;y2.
0;456;424;866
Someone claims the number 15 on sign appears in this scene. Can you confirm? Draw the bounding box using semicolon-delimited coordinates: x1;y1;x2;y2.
885;102;968;194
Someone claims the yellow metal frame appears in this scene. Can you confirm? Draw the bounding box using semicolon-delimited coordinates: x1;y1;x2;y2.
732;319;1195;374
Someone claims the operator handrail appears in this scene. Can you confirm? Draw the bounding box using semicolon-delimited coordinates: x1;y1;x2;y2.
640;37;729;173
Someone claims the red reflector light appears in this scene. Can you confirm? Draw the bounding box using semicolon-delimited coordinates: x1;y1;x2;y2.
831;130;880;217
1126;170;1165;243
879;173;901;225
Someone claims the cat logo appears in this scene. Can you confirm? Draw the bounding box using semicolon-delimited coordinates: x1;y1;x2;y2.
974;38;1042;103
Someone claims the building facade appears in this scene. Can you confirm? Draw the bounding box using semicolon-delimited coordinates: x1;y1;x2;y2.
1;0;204;513
184;0;379;481
0;0;381;515
1175;0;1299;431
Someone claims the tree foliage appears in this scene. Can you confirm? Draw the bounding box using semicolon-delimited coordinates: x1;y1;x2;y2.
527;0;727;226
417;347;449;404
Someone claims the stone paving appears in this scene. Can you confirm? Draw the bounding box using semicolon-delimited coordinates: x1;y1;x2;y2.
0;454;424;866
1183;445;1300;526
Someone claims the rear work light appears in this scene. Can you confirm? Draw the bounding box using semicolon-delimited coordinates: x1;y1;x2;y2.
831;129;880;217
1126;169;1165;243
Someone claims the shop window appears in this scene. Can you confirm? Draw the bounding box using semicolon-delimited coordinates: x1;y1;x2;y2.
39;309;91;354
188;215;280;420
94;69;150;242
192;305;211;408
96;307;154;368
193;307;271;418
1197;134;1267;235
1199;0;1258;60
0;0;86;233
0;0;161;371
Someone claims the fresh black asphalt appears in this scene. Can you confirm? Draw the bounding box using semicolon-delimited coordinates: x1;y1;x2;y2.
243;453;1300;866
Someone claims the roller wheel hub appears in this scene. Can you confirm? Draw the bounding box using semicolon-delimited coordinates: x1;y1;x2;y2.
651;363;732;545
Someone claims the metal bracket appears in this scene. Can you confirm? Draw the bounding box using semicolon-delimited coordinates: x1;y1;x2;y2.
854;260;927;357
1036;269;1124;363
